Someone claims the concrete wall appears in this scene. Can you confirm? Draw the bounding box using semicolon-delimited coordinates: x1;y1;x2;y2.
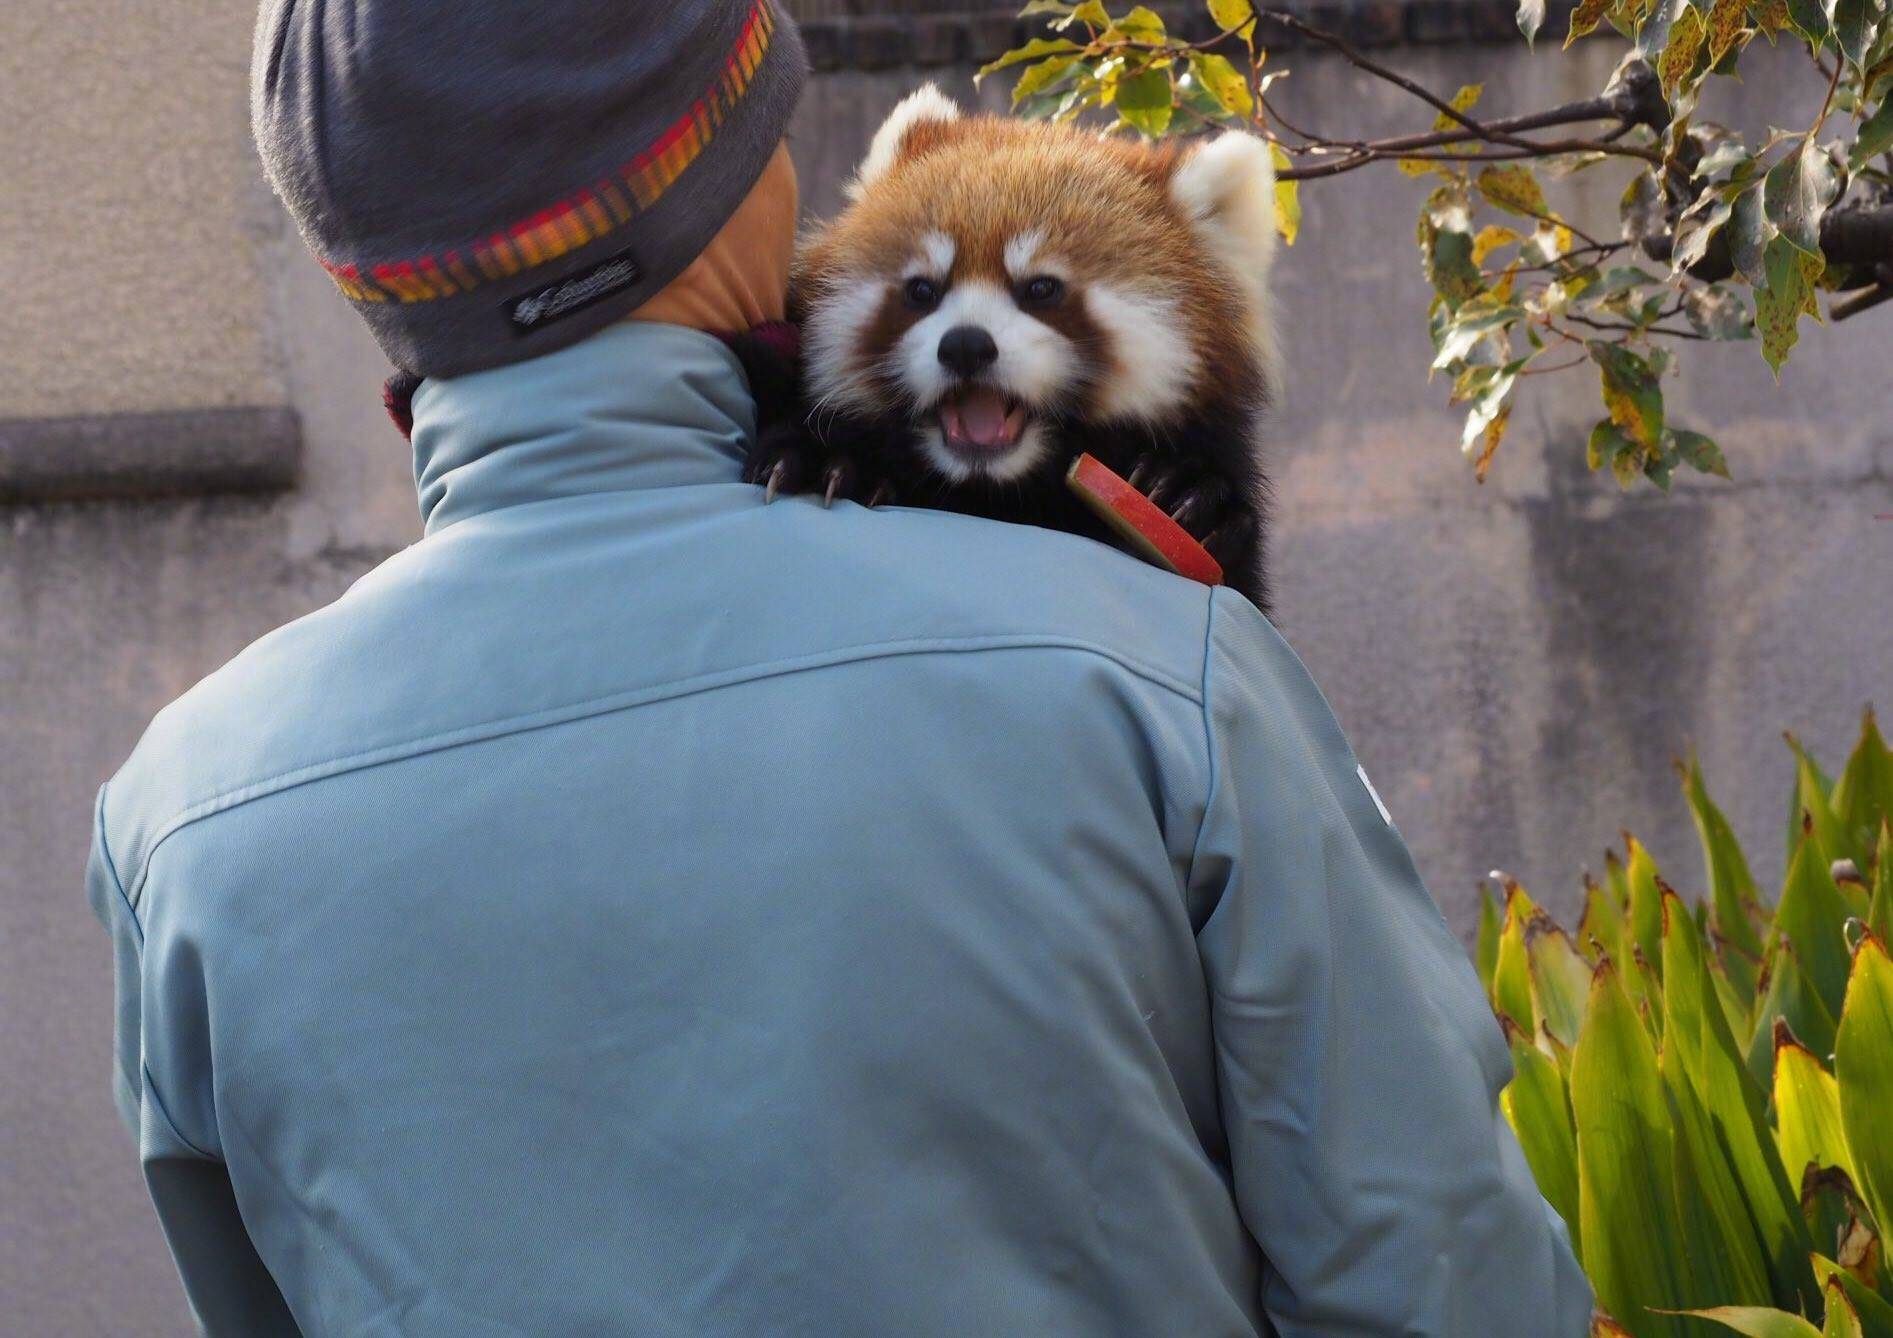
3;5;1888;1331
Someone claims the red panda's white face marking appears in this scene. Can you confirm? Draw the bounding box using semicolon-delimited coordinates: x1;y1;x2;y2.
797;88;1281;485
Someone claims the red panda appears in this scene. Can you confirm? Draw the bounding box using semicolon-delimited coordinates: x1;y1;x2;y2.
737;84;1281;609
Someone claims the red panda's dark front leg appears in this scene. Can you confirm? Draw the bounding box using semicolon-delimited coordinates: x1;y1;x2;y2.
742;417;899;509
1123;448;1268;611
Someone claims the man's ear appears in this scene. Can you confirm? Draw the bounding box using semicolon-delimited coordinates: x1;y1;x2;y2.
1169;132;1279;282
847;84;962;200
1169;132;1282;386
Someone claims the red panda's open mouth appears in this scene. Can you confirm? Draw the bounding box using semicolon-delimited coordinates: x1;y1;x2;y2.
937;386;1031;455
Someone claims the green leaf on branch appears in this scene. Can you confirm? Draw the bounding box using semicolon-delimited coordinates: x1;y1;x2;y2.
1477;164;1552;218
1673;190;1735;273
1684;284;1754;339
1117;3;1168;38
1834;934;1893;1246
1589;340;1666;447
1827;0;1874;70
1727;182;1775;285
1114;65;1174;137
977;36;1083;82
1756;233;1824;377
1621;169;1668;242
1054;0;1112;29
1850;98;1893;174
1763;138;1841;257
1188;52;1253;117
1012;55;1079;104
1671;428;1732;477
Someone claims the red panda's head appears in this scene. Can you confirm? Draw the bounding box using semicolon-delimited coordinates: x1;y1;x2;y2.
796;86;1280;484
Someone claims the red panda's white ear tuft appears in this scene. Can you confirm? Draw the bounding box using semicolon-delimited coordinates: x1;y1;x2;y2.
848;84;962;200
1170;131;1279;280
1170;132;1282;387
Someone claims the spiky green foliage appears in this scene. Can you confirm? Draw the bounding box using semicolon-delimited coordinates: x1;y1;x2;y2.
1474;709;1893;1337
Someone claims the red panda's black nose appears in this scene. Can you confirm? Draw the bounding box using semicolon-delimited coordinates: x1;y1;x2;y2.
937;325;999;379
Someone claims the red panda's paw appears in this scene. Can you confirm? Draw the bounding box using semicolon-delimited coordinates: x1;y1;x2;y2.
744;425;896;510
1124;452;1253;563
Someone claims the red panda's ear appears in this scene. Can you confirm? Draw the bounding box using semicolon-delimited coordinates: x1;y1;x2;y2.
1170;132;1283;391
848;84;962;200
1169;132;1279;280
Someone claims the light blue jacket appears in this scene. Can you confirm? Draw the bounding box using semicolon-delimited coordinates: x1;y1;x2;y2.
90;322;1589;1336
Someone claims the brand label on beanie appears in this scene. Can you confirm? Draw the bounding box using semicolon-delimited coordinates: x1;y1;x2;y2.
506;246;644;335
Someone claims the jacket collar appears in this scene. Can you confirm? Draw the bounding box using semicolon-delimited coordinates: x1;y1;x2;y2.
410;323;756;536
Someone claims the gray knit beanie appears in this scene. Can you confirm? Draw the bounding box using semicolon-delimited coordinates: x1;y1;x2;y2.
252;0;807;377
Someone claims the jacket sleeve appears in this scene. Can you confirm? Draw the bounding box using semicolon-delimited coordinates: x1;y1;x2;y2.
88;786;301;1336
1188;592;1591;1337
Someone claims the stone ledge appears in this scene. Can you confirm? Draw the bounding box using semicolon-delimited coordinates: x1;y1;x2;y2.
0;406;302;504
797;1;1573;70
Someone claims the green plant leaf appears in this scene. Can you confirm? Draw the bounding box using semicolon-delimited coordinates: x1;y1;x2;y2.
1823;1276;1866;1338
1672;1307;1821;1337
1869;824;1891;945
1012;55;1080;103
1672;428;1734;478
1502;1018;1583;1253
1789;732;1862;870
1114;65;1174;137
1826;0;1873;70
1659;3;1708;96
1477;164;1552;219
1627;835;1668;981
1771;833;1857;1023
1763;140;1840;258
1850;99;1893;176
1572;959;1698;1336
1664;890;1821;1312
1832;709;1893;868
1187;51;1253;117
1727;183;1775;287
1477;880;1503;996
1811;1257;1893;1338
1683;286;1755;341
1748;938;1840;1092
1590;341;1667;450
1835;934;1893;1244
1756;234;1823;378
1683;753;1768;965
1531;913;1598;1048
1117;3;1168;38
977;36;1084;81
1775;1024;1855;1192
1583;873;1632;969
1495;877;1540;1030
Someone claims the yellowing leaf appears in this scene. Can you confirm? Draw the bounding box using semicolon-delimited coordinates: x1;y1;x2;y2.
1660;4;1707;98
1477;165;1551;220
1672;1307;1821;1337
1707;0;1753;62
1528;914;1594;1047
1208;0;1255;35
1774;1028;1853;1194
1189;51;1253;117
1472;224;1522;264
1568;0;1611;44
1271;142;1300;245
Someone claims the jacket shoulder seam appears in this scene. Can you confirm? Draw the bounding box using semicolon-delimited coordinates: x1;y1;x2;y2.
119;631;1205;907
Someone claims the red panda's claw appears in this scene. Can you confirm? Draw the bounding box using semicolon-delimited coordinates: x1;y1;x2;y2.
765;460;792;504
865;480;897;509
822;462;853;509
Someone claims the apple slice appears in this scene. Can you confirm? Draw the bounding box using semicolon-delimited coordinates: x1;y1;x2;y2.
1065;453;1224;588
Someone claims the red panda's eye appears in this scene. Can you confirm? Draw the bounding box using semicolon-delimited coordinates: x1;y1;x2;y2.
904;277;941;308
1019;276;1065;306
